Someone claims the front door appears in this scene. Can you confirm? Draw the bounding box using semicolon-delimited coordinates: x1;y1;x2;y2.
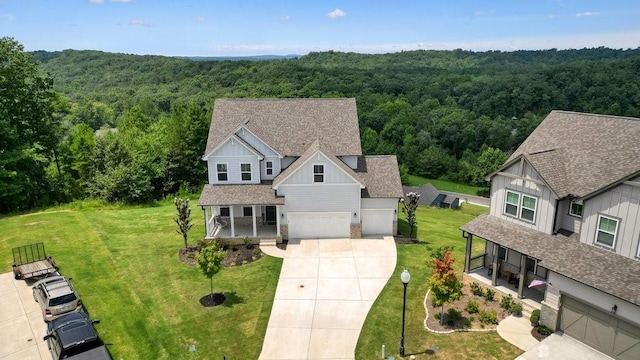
265;206;277;225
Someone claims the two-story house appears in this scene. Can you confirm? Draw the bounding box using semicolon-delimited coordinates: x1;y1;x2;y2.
460;111;640;360
198;98;403;242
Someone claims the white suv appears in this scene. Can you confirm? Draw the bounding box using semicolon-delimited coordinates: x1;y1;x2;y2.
32;276;83;322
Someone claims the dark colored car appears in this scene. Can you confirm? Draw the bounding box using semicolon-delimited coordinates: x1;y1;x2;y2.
43;312;112;360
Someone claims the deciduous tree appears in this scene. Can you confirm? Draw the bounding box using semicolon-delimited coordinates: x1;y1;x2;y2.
428;250;463;324
197;241;226;301
174;197;193;249
401;192;420;240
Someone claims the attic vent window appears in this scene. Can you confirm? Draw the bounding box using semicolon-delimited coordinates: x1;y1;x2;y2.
313;164;324;183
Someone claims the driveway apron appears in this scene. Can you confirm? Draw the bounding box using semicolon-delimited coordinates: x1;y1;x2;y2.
259;237;397;360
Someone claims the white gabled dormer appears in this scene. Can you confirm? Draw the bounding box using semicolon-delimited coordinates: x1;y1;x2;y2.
234;125;283;180
203;134;263;185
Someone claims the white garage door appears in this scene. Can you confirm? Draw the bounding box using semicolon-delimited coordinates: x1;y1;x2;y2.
362;209;394;235
288;212;351;239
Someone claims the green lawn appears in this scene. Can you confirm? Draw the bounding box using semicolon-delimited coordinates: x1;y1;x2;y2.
0;200;281;359
405;174;488;197
356;204;523;360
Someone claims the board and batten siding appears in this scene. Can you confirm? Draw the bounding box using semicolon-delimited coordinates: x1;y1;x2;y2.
580;182;640;258
490;173;557;234
278;183;361;225
557;198;582;234
361;198;399;221
279;152;360;185
234;126;280;159
548;271;640;326
261;156;281;180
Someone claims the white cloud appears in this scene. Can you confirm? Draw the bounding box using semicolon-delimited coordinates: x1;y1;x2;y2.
576;12;600;17
326;8;346;19
195;16;205;22
281;15;290;21
129;19;151;27
88;0;103;4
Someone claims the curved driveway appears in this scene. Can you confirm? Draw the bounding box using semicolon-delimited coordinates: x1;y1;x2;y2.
259;237;397;360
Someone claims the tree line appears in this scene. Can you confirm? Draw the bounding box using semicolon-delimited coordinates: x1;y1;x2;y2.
2;35;640;213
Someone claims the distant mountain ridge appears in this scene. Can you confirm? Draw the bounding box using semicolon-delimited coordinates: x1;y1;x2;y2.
177;55;301;61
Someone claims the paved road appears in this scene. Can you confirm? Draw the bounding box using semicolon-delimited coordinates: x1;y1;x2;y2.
440;190;490;207
0;273;49;360
259;237;397;360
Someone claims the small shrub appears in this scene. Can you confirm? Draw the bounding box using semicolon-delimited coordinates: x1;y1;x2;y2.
242;260;248;265
536;325;552;336
463;318;472;328
243;237;253;249
231;244;238;251
469;315;475;322
446;318;455;326
434;312;441;320
447;308;462;321
530;309;541;326
465;300;480;314
470;282;484;297
484;288;495;302
501;294;514;310
479;310;498;325
510;302;523;316
252;247;261;257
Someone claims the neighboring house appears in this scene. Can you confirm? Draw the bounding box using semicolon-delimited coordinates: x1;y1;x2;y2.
402;185;460;209
198;98;403;241
460;110;640;360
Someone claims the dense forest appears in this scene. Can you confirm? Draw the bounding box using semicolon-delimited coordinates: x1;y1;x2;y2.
3;35;640;213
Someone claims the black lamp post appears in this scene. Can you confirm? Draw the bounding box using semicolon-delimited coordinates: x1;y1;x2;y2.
399;269;410;357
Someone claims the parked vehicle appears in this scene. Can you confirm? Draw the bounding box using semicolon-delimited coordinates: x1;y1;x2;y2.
32;276;83;322
43;312;112;360
12;243;57;279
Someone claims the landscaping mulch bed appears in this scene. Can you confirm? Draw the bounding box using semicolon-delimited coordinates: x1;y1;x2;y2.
394;235;419;244
531;326;551;341
199;293;226;307
425;279;512;332
179;244;263;267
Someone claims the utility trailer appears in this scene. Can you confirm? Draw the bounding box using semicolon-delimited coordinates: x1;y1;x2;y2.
12;243;57;280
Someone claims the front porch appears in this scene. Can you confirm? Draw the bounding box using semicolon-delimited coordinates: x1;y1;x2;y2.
210;223;280;241
464;267;544;307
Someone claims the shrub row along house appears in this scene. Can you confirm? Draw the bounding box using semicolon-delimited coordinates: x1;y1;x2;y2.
461;110;640;360
198;98;403;242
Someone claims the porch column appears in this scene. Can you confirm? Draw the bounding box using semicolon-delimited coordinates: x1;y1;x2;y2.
276;205;281;236
252;205;257;237
518;254;526;299
230;206;236;237
491;242;498;286
463;233;473;273
203;206;209;237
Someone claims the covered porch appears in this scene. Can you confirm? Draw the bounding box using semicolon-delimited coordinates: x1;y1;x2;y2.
198;184;285;241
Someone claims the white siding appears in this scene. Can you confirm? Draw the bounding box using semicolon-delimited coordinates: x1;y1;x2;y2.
278;183;361;225
580;182;640;258
279;152;360;185
261;156;281;181
548;271;640;326
557;198;581;233
490;173;557;234
339;155;359;169
361;198;399;221
235;126;280;159
207;156;261;184
281;156;297;170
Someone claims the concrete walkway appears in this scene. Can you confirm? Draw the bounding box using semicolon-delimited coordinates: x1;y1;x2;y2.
0;273;48;360
497;315;539;352
258;237;397;360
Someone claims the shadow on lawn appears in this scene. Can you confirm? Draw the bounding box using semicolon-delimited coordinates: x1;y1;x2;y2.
220;291;244;307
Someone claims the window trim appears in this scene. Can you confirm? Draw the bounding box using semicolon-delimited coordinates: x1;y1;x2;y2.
504;190;520;217
240;163;252;181
519;194;538;223
569;200;583;218
313;163;325;183
216;163;228;182
266;161;273;176
595;214;619;249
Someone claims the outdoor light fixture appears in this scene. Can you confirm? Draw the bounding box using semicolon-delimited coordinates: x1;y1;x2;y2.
354;212;357;217
399;269;410;357
611;304;618;314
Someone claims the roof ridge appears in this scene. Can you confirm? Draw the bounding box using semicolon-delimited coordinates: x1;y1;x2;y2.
552;110;640;122
216;98;353;102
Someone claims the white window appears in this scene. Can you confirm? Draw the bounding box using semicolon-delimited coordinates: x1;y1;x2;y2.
266;161;273;176
241;163;252;181
313;164;324;183
520;195;537;223
216;163;228;181
569;201;583;217
504;191;519;217
595;215;618;249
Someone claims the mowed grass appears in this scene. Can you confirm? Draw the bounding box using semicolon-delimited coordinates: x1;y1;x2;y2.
355;204;523;360
0;201;282;359
405;174;488;196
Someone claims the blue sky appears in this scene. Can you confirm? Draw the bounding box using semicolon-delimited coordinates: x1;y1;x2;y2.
1;0;639;56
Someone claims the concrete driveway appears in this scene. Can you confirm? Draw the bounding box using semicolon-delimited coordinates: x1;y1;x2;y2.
0;273;49;360
516;333;612;360
259;237;397;360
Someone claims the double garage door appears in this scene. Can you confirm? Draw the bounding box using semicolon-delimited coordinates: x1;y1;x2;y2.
288;212;351;239
561;296;640;360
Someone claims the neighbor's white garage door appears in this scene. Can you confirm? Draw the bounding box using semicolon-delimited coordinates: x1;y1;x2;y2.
288;212;351;239
362;209;394;235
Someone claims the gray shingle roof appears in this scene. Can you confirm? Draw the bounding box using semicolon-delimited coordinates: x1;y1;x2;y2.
506;110;640;198
204;98;362;157
198;184;285;206
461;214;640;306
357;156;404;198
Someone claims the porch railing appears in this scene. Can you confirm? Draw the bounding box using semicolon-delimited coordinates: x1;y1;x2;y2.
469;253;486;271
